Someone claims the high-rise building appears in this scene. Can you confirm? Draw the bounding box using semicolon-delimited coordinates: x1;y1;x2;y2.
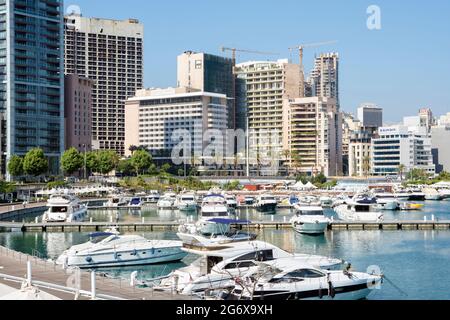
177;51;235;129
371;126;435;176
124;87;228;158
357;103;383;128
235;59;301;159
0;0;64;177
64;14;144;155
307;53;339;105
282;97;343;177
64;74;93;152
431;124;450;174
341;112;361;175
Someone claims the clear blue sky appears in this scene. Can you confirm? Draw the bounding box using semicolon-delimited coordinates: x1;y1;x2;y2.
64;0;450;122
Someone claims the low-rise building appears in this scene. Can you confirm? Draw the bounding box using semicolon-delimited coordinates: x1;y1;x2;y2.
282;97;342;177
124;87;228;158
371;126;435;176
431;125;450;173
349;130;372;177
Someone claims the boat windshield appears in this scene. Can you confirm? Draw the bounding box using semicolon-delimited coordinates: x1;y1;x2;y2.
298;210;324;216
50;206;68;213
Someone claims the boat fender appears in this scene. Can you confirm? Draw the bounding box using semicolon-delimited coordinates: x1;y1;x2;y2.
151;247;155;255
132;249;137;256
328;281;335;298
318;287;324;299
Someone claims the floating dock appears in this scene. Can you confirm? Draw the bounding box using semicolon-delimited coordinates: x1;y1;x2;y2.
1;220;449;233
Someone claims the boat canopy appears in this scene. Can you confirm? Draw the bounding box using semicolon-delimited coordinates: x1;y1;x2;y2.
89;232;117;238
207;218;251;225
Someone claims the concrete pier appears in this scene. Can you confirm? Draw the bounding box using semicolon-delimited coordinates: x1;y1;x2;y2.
1;220;450;233
0;246;194;300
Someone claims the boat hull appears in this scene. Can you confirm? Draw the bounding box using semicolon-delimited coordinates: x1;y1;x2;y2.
64;248;187;269
293;221;329;235
256;203;277;213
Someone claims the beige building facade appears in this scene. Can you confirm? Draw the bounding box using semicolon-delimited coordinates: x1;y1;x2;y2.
282;97;343;176
125;87;228;158
64;14;144;155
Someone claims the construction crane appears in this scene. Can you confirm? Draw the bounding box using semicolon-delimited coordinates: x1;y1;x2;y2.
220;47;279;65
288;40;338;68
288;40;338;96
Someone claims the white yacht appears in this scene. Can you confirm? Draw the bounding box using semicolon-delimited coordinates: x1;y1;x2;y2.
319;196;334;208
229;263;382;300
177;218;257;246
200;194;230;219
376;198;400;210
423;188;443;201
103;195;128;208
157;192;177;209
224;194;238;212
142;191;161;204
254;194;278;213
56;231;186;268
174;193;198;212
128;197;142;208
43;194;87;223
290;205;330;235
157;240;347;296
335;198;384;223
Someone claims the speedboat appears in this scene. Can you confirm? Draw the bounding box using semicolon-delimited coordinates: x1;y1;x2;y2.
319;196;333;208
157;240;348;296
228;264;382;300
157;192;177;209
142;190;161;203
177;218;257;246
438;189;450;199
128;197;142;208
174;193;198;212
376;198;400;211
254;194;277;213
290;205;330;235
201;194;230;219
223;194;238;212
334;196;384;222
56;231;187;268
400;202;424;211
423;188;443;201
103;195;128;208
43;194;87;223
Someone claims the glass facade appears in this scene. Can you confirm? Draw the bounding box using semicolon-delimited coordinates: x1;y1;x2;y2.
203;54;235;129
0;0;64;176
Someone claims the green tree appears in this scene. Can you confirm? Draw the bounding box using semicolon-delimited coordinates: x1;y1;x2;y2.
97;150;119;175
398;164;406;182
86;151;99;174
61;148;83;175
117;159;134;176
7;155;24;178
0;180;16;194
23;148;48;177
130;149;152;175
160;163;171;174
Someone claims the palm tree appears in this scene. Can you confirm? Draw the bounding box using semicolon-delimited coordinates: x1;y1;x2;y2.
398;164;406;182
291;151;302;175
362;156;371;179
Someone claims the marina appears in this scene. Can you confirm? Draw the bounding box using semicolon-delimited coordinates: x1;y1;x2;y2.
0;184;449;300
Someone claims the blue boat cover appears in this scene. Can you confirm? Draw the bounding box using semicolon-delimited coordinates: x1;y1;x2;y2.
208;218;251;225
89;232;116;238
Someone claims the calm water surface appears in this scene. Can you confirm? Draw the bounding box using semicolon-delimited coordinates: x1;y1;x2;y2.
1;200;450;300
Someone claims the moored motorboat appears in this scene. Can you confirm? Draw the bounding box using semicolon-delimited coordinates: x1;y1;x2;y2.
43;194;87;223
290;205;330;235
334;195;384;222
157;192;177;209
228;264;382;300
56;231;186;268
254;194;278;213
174;193;198;212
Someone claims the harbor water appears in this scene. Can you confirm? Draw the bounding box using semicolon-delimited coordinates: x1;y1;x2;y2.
0;200;449;300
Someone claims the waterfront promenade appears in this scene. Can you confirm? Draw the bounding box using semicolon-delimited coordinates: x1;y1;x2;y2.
0;246;193;300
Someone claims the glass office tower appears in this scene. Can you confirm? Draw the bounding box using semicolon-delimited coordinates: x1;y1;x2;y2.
0;0;64;177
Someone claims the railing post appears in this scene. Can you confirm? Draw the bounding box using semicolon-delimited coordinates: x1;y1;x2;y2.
91;271;96;300
27;260;32;286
